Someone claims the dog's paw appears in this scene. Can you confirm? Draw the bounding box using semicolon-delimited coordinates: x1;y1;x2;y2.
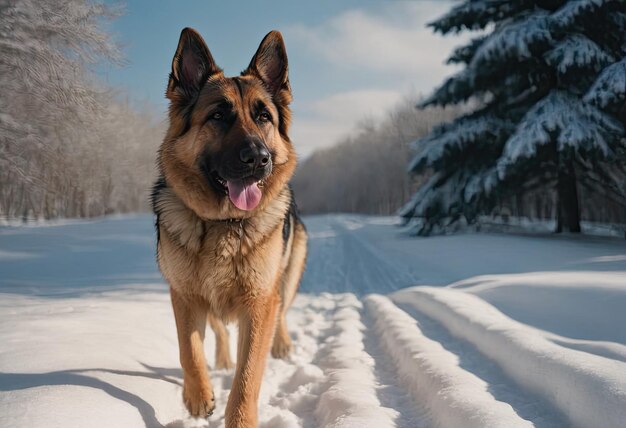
271;335;292;359
182;381;215;418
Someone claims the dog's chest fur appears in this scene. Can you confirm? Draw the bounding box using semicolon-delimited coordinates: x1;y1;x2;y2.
154;185;291;317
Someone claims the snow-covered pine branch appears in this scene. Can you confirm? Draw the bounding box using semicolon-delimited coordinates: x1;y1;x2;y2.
429;0;529;35
498;91;623;175
402;0;626;235
584;58;626;109
409;114;514;174
544;34;614;75
550;0;614;29
470;12;552;68
447;36;487;65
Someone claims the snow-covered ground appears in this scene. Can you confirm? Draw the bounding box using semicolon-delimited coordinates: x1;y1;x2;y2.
1;214;625;428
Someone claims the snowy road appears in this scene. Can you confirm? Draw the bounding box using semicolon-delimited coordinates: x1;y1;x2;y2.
1;214;626;427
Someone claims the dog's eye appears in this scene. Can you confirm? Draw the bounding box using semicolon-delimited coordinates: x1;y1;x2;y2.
258;112;272;123
209;111;223;121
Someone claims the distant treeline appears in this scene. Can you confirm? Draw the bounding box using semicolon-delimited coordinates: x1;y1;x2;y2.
0;0;162;220
292;99;462;215
293;97;626;226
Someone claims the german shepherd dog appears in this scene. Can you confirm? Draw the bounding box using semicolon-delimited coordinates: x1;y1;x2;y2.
152;28;307;427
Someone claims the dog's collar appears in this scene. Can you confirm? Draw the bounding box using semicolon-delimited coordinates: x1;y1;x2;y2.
207;217;245;231
207;217;244;224
207;217;245;238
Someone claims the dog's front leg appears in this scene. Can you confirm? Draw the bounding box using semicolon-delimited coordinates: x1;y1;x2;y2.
225;293;278;428
170;288;215;417
208;314;234;369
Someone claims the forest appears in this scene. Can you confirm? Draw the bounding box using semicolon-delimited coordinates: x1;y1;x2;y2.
291;100;462;215
0;0;162;220
296;0;626;235
1;0;625;236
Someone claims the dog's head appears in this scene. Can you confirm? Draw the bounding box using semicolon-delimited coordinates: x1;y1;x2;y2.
159;28;296;220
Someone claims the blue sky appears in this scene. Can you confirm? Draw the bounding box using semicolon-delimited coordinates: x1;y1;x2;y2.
101;0;469;157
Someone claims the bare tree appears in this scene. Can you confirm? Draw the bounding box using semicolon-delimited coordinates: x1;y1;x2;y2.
0;0;163;221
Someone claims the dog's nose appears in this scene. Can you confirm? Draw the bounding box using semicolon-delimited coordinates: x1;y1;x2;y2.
239;145;270;169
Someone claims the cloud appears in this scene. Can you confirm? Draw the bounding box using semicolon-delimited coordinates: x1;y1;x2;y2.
290;118;348;160
285;2;465;81
291;89;404;158
284;1;471;158
308;89;403;124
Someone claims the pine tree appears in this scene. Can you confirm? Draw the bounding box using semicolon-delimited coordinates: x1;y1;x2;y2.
401;0;626;235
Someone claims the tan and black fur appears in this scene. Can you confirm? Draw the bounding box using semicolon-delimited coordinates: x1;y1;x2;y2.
152;28;307;427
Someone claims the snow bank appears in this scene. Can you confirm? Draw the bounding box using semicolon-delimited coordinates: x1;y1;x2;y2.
450;271;626;347
364;294;532;428
393;287;626;428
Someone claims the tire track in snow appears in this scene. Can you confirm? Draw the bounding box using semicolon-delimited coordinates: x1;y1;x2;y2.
197;293;408;428
303;216;561;427
359;304;427;428
391;300;566;427
333;228;406;294
329;218;420;294
364;295;534;428
308;293;399;428
393;287;626;428
261;295;333;428
301;216;420;295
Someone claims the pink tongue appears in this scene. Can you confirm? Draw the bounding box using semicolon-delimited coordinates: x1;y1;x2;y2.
227;180;262;211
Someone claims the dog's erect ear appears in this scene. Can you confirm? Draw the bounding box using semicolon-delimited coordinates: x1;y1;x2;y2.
167;28;221;101
243;31;291;99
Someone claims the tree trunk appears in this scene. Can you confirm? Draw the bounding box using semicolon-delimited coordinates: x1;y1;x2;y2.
556;159;581;233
